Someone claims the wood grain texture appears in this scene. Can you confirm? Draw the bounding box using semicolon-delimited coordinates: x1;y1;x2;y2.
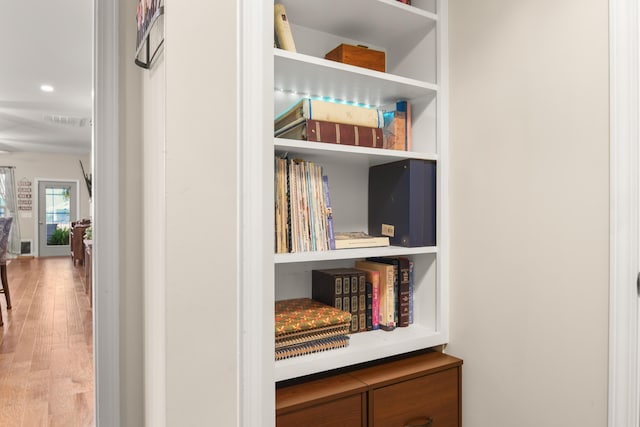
350;351;462;388
277;394;364;427
277;374;367;415
0;257;94;427
371;368;459;427
325;44;386;73
276;351;462;427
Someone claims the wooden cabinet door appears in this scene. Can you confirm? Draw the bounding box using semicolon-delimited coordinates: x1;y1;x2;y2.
277;394;364;427
370;368;459;427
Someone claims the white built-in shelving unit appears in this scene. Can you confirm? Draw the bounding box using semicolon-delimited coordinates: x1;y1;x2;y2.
272;0;448;382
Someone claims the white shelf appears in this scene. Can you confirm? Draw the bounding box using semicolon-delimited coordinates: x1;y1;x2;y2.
274;49;437;107
275;245;437;264
275;138;437;166
275;326;446;381
278;0;437;49
271;0;447;384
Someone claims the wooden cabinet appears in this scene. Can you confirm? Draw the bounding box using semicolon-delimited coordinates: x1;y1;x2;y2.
276;351;462;427
366;364;460;426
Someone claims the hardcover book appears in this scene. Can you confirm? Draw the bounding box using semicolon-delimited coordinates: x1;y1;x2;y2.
398;101;412;151
274;156;290;253
274;4;296;52
359;268;380;330
276;118;383;148
367;257;399;326
368;256;410;327
353;269;367;332
355;261;396;331
381;100;411;151
409;260;414;324
313;268;366;333
275;98;384;133
311;268;351;312
365;281;373;330
382;110;406;151
368;159;437;247
333;232;390;250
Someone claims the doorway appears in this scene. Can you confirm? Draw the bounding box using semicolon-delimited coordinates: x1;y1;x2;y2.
37;180;78;257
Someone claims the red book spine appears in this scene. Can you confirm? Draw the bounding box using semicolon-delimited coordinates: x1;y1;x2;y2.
306;119;383;148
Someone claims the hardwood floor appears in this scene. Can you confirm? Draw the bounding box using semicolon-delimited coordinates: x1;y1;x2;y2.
0;257;94;427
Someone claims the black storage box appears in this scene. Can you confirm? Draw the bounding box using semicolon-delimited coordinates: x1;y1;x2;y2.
368;159;436;247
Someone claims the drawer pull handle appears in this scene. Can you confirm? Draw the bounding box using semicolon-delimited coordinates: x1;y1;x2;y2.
405;416;433;427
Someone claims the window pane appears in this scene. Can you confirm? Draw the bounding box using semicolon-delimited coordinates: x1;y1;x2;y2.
46;187;71;245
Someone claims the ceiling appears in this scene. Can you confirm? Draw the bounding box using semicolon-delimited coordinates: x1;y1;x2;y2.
0;0;93;155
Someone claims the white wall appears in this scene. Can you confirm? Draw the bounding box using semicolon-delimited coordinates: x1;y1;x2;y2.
164;1;239;426
447;1;609;426
117;0;239;425
0;151;91;249
142;21;166;427
115;2;612;426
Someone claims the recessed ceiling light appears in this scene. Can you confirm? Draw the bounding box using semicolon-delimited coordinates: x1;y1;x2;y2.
40;84;54;92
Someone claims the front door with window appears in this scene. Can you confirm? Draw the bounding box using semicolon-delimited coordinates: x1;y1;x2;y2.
38;181;77;257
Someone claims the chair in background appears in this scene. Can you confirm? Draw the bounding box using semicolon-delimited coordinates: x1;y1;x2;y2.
0;217;13;327
70;219;91;266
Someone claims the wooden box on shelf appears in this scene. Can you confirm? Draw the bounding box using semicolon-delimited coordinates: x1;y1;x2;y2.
324;44;386;73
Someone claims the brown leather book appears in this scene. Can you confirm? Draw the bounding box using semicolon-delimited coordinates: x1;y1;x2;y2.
312;268;367;333
277;118;383;148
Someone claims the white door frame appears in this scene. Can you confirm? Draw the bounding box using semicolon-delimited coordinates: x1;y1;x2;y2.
33;178;80;257
239;1;274;426
93;0;120;425
609;1;640;426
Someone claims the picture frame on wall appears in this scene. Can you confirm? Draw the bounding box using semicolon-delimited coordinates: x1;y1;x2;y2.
135;0;164;69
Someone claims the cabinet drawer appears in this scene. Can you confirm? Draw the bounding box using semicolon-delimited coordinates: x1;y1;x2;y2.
371;368;459;427
277;394;364;427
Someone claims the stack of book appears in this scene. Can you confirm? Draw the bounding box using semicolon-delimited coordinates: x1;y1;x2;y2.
312;258;415;334
274;98;411;151
275;156;335;253
275;298;352;360
360;256;413;328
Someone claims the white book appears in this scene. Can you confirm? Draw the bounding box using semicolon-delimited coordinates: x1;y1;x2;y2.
275;98;384;132
334;232;390;250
